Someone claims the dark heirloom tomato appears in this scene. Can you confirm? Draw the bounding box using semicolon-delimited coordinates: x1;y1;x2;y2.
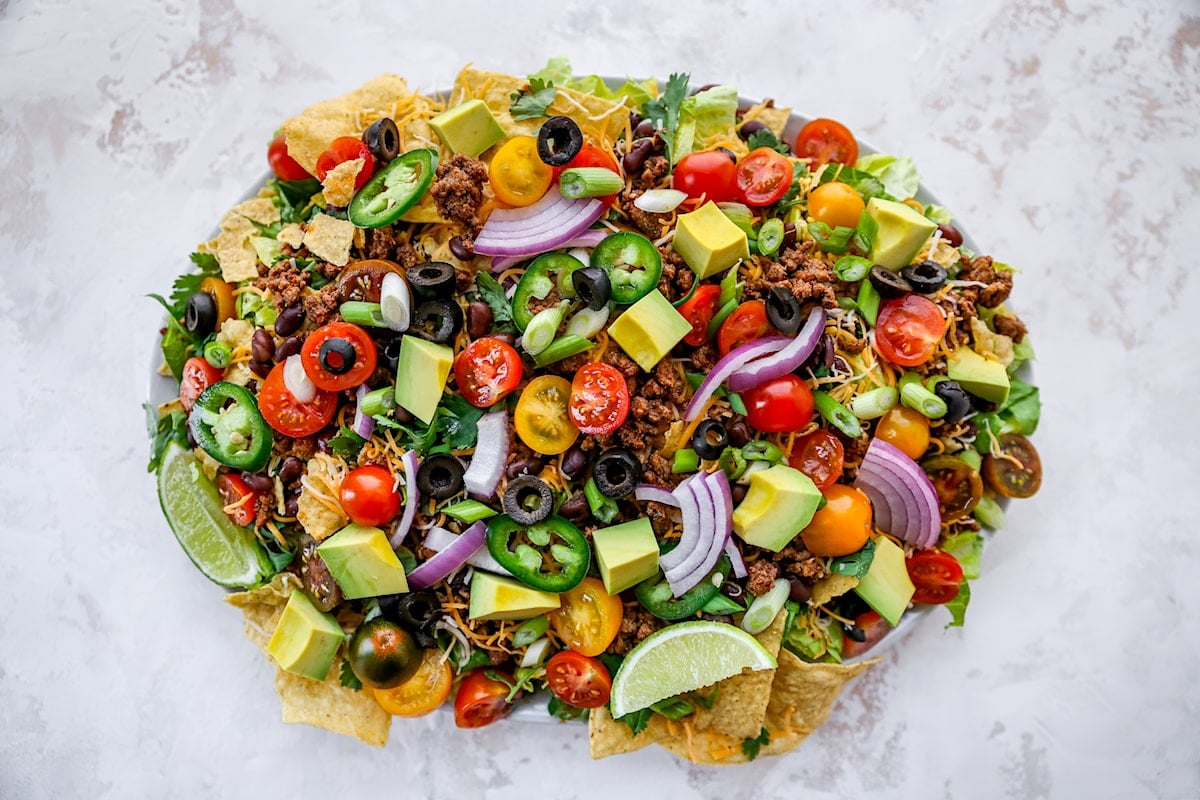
717;300;773;356
735;147;794;206
315;136;375;189
568;363;630;435
788;429;845;488
336;259;405;304
347;617;422;689
216;473;258;526
794;118;859;167
922;455;984;522
742;374;814;433
300;322;378;391
676;284;722;346
873;295;945;367
256;362;338;437
672;150;740;203
545;650;612;709
906;550;965;605
339;464;401;526
453;669;513;728
454;337;522;408
842;610;890;659
267;133;311;181
983;434;1043;498
179;356;223;413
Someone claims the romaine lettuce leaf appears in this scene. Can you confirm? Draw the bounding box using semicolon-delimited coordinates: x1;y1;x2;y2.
940;530;983;580
854;153;920;200
672;85;738;162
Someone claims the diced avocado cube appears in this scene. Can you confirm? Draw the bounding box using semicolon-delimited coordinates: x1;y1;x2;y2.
266;590;344;681
947;346;1010;405
468;572;561;621
394;335;453;424
672;201;750;279
316;523;410;600
428;99;506;158
866;197;937;271
607;289;692;371
853;536;915;626
732;465;822;552
593;517;659;595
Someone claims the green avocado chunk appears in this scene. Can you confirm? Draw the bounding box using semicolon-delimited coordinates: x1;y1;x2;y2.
468;572;561;621
593;517;660;596
853;535;915;626
866;197;936;271
428;99;506;158
947;347;1011;405
393;335;454;424
316;524;410;600
672;201;750;279
266;590;344;680
731;464;822;552
607;289;692;371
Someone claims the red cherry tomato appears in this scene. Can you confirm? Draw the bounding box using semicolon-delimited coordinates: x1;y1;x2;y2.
256;362;338;437
454;337;523;408
906;550;965;605
339;465;401;527
453;669;513;728
558;142;621;208
216;473;258;527
676;284;722;346
300;322;378;392
787;429;845;488
735;147;794;207
544;650;612;709
742;374;814;433
315;136;375;190
842;610;891;659
568;363;630;435
717;300;773;356
671;150;739;203
873;295;946;367
179;356;223;413
267;133;311;182
794;118;859;167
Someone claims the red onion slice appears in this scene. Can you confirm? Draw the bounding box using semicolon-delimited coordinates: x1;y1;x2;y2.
462;411;509;498
473;193;605;258
665;474;717;591
406;521;488;590
659;474;702;573
422;525;512;576
854;439;940;548
352;384;375;440
871;443;941;548
726;306;827;393
389;449;420;549
683;336;791;420
666;470;732;597
489;229;609;273
725;539;748;579
635;483;680;507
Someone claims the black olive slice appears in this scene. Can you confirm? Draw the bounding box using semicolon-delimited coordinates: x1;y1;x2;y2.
381;589;444;631
411;299;463;344
502;475;554;525
572;266;612;311
765;286;803;334
184;292;218;336
318;337;357;375
934;379;973;423
379;335;403;373
406;261;457;299
536;116;583;167
363;117;400;163
867;264;913;299
691;420;729;461
901;260;949;294
416;453;465;500
593;448;641;498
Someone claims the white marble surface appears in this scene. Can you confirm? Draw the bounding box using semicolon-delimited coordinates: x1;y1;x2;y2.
3;0;1199;797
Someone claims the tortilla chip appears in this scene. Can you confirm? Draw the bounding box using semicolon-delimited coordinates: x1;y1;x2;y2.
809;573;859;606
215;210;260;283
231;197;280;227
277;223;305;249
321;158;362;207
216;317;254;353
753;106;793;139
297;454;348;540
302;213;355;267
693;610;787;740
588;706;655;759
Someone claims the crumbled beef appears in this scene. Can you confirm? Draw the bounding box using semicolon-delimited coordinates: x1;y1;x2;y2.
525;287;562;318
430;154;489;235
777;544;827;583
689;344;718;372
746;559;780;596
642;451;681;489
616;415;656;451
839;431;871;479
601;348;641;379
360;225;423;268
992;312;1028;343
611;604;665;655
655;248;695;302
620;188;670;239
257;260;309;310
487;648;509;666
303;283;342;327
641;359;688;404
635;155;670;191
957;255;1013;308
744;243;845;308
253;492;274;528
644;500;675;536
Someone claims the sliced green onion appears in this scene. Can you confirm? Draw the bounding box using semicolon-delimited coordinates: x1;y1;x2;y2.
728;392;747;416
973;494;1007;529
813;390;862;438
741;578;790;634
559;167;623;199
717;202;756;237
565;305;609;339
701;593;745;615
719;447;748;481
707;297;739;339
522;303;569;355
203;340;232;369
584;477;619;523
757;218;785;257
849;386;898;419
339;301;387;327
719;262;741;308
672;448;700;474
900;382;948;419
833;255;872;282
532;334;593;367
857;281;881;326
897;371;924;391
742;440;784;464
956;449;983;472
512;615;550;647
519;637;553;668
358;386;396;418
441;499;498;523
671;276;700;308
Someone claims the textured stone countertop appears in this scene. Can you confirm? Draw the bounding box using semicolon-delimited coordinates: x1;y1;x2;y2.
2;1;1198;797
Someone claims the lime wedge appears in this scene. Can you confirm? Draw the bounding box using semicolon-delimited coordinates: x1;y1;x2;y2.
609;620;777;718
157;444;267;589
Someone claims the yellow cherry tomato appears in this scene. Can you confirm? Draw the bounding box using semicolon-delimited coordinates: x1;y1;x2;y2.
807;182;866;229
874;405;931;460
514;375;579;455
800;484;873;557
370;648;453;717
549;577;624;656
489;136;553;207
200;276;237;327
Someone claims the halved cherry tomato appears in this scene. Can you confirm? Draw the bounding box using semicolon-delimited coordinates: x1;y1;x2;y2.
267;133;311;182
256;362;338;437
922;455;984;522
676;284;722;346
453;669;513;728
558;142;620;208
842;610;891;659
671;150;739;203
907;549;965;605
794;118;859;167
549;577;624;657
807;181;865;229
545;650;612;709
742;374;814;433
179;356;223;413
801;484;873;557
217;473;258;526
874;406;931;460
982;433;1042;498
300;322;378;392
788;429;845;488
372;648;453;717
873;295;945;367
489;135;553;207
568;363;630;435
514;375;579;455
339;464;401;526
199;276;237;328
736;147;794;207
315;136;375;190
717;300;773;356
454;337;523;408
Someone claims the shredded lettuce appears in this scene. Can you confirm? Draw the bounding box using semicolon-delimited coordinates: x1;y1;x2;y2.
530;57;657;110
854;153;920;200
672;85;738;163
925;203;954;224
529;56;572;85
940;530;984;580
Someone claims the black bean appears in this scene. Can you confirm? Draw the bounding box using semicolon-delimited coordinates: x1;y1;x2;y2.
490;332;516;347
720;580;744;600
448;235;474;262
633;119;657;138
781;222;797;251
284;496;300;517
275;335;302;363
251;329;275;363
392;405;414;425
506;457;542;480
730;483;748;505
738;119;768;141
561;446;588;481
278;456;304;484
727;420;750;448
466;301;493;339
622;138;654;174
937;223;964;248
248;359;273;378
241;472;274;494
274;304;305;336
559;492;589;521
788;578;812;603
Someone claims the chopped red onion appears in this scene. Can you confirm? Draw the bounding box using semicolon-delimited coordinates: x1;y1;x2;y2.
462;411;509;498
726;306;826;393
352;384;374;440
635;483;680;507
388;449;420;549
854;439;940;548
422;525;511;576
683;336;791;421
406;522;487;590
489;228;609;273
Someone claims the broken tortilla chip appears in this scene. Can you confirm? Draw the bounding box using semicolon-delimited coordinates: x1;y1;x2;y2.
809;573;859;606
302;213;355;267
231;197;280;227
752;106;793;139
215;211;260;283
321;158;364;207
693;610;787;740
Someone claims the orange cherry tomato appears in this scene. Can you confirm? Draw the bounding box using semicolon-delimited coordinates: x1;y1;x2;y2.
199;276;237;328
452;669;513;728
794;118;859;167
300;322;378;392
873;406;931;460
788;429;845;488
489;136;553;207
545;650;612;709
873;295;946;367
372;648;453;717
800;484;873;557
735;147;794;207
807;182;865;229
568;363;630;436
549;577;624;657
256;362;338;437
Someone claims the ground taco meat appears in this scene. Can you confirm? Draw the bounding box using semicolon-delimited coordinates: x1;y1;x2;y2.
430;154;488;235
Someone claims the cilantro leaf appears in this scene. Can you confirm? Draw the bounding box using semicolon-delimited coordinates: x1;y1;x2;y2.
327;426;367;458
945;580;971;628
143;402;188;473
830;538;876;579
746;127;789;155
292;257;330;289
270;177;322;225
437;394;484;451
742;727;771;760
148;293;195;380
657;73;689;163
547;696;589;721
339;659;363;690
510;78;557;121
614;706;653;736
474;272;515;330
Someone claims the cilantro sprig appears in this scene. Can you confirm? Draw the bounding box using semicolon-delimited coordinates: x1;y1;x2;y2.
510;78;557;121
641;73;689;163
